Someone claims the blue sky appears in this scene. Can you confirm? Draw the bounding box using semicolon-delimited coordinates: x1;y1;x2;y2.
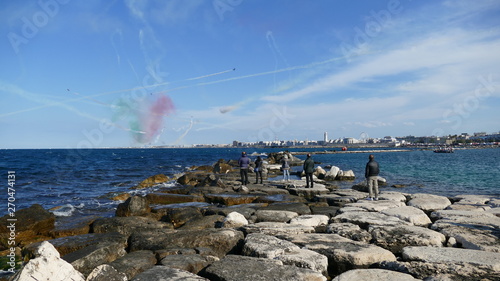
1;0;499;148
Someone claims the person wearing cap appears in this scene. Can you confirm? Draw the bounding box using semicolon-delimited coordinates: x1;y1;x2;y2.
365;154;380;201
238;152;250;185
303;153;314;188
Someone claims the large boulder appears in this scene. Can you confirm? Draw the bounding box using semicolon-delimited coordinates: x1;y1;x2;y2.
381;206;432;226
92;216;173;236
254;210;299;223
108;250;157;280
431;210;500;252
337;170;355;180
370;225;446;253
159;254;213;274
324;166;340;181
115;196;151;217
10;241;84;281
332;211;411;228
242;233;328;275
388;246;500;280
289;215;329;228
204;194;260;206
314;166;327;179
133;174;169;189
326;223;372;243
0;204;55;249
222;212;249;228
202;255;327;281
344;200;406;212
407;193;451;213
145;193;205;205
332;269;421;281
129;228;244;258
62;240;127;276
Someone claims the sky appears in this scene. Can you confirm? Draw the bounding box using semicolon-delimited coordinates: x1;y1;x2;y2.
1;0;499;149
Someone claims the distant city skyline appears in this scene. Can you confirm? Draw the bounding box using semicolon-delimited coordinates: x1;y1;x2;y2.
1;1;499;149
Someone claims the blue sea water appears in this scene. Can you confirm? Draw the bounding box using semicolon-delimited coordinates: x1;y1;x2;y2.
0;147;499;219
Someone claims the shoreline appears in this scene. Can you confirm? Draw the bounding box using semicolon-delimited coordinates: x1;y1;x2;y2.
2;152;500;280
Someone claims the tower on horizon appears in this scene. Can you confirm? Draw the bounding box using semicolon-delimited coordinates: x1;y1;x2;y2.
324;132;328;143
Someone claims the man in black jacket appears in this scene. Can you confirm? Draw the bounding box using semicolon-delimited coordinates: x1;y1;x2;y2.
365;154;380;200
303;153;315;188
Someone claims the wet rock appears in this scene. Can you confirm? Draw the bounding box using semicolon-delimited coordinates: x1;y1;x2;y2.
381;206;432;226
222;212;249;228
205;193;259;206
407;193;451;213
326;222;372;243
370;225;446;254
145;193;205;205
202;255;326;281
160;254;213;274
129;228;244;258
92;216;173;236
86;264;127;281
0;204;55;249
332;268;421;281
399;246;500;280
62;241;127;276
10;241;84;281
131;266;209;281
255;210;299;223
133;174;169;189
115;196;151;217
109;250;157;280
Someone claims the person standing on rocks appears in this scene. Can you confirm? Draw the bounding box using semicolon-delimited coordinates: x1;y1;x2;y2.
365;154;380;200
238;152;250;185
303;153;314;188
281;155;291;182
254;156;263;184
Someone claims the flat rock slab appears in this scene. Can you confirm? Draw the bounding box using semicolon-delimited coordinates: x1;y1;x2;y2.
332;211;411;228
326;223;372;243
407;193;451;212
129;228;244;258
202;255;327;281
370;225;445;253
289;215;329;227
204;193;260;206
242;222;315;236
258;202;312;215
378;191;408;202
332;268;421;281
62;241;127;276
381;206;432;226
279;233;396;276
344;200;405;212
131;266;209;281
145;193;205;204
254;209;299;223
109;250;157;280
25;232;128;257
92;216;173;236
159;254;212;274
86;264;127;281
397;246;500;280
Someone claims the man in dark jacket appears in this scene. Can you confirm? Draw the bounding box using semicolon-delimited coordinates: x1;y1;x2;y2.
303;153;314;188
365;154;380;200
238;152;250;185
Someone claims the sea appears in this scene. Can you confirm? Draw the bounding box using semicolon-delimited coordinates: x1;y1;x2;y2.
1;147;499;219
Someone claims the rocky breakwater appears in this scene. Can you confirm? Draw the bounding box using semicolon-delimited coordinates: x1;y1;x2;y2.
2;156;500;280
